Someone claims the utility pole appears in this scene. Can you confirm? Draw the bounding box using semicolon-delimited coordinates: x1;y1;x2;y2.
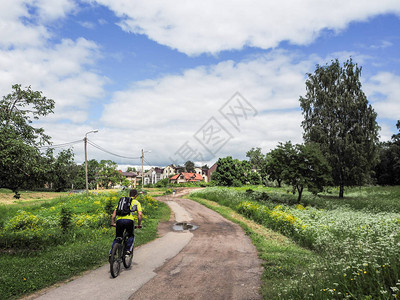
84;130;98;196
141;149;144;189
141;149;151;189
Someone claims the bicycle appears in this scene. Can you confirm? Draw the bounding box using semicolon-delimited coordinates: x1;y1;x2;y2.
109;225;140;278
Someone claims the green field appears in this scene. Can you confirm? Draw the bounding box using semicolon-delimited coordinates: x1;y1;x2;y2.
190;186;400;299
0;189;170;299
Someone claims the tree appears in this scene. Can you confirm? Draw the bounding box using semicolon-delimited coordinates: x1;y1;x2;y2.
47;149;77;192
0;84;55;196
126;166;136;172
87;159;100;189
72;164;86;189
246;147;266;184
247;171;262;185
184;160;195;173
212;156;247;186
246;147;264;171
97;160;122;189
375;121;400;185
272;142;332;203
393;120;400;143
263;147;286;187
299;59;379;197
0;128;48;195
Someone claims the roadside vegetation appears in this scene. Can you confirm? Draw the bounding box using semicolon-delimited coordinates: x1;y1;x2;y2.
0;189;170;299
189;186;400;299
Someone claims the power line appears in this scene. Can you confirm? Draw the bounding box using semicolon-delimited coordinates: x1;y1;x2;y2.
39;139;82;149
38;138;143;161
87;140;141;160
143;157;154;167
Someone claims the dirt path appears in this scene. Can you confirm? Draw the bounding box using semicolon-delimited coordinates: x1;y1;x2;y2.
29;191;263;300
131;194;263;300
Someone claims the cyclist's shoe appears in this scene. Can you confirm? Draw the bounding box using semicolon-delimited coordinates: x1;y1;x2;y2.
125;250;132;256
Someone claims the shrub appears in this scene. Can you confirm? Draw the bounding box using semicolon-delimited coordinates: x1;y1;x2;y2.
232;179;242;187
104;198;114;216
59;207;73;233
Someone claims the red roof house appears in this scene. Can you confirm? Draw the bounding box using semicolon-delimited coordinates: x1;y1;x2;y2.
169;172;203;184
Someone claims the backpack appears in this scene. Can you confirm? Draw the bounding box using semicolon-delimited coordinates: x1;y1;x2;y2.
116;197;132;216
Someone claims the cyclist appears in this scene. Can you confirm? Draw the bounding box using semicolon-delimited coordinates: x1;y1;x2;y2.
110;189;142;257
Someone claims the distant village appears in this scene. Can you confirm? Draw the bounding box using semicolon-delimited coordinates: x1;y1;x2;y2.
119;163;217;187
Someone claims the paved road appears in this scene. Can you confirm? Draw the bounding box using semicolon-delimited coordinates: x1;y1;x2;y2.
29;192;262;300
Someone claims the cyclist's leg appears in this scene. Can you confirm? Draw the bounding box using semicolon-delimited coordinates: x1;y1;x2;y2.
109;220;125;254
124;219;135;252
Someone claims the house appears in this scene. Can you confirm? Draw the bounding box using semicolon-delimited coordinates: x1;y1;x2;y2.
169;172;204;184
142;167;165;185
194;167;202;175
204;162;218;182
143;168;154;185
194;166;210;182
162;164;185;179
163;164;177;179
120;171;138;187
154;167;164;183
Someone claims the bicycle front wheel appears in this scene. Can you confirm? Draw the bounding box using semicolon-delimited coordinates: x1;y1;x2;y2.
110;243;121;278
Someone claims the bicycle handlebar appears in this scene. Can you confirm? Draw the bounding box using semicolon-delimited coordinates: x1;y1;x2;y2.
110;224;142;229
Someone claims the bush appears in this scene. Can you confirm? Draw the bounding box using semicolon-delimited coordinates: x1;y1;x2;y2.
232;179;242;187
60;207;73;233
104;198;114;215
155;178;169;187
251;191;270;202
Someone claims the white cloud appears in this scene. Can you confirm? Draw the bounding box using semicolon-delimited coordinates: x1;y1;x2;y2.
33;0;76;21
370;40;393;49
94;0;400;55
0;1;106;123
0;1;48;48
365;72;400;120
99;51;312;165
0;38;106;122
79;21;96;29
0;0;76;49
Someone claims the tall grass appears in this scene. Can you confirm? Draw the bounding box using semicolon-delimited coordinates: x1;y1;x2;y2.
191;186;400;299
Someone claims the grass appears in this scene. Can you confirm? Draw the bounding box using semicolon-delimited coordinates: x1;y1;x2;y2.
308;185;400;212
0;191;170;300
190;186;400;299
0;188;69;206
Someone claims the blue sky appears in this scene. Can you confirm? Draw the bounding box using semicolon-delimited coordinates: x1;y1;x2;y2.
1;1;400;169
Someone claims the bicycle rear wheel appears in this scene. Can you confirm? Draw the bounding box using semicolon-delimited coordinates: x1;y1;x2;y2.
123;248;133;268
110;243;121;278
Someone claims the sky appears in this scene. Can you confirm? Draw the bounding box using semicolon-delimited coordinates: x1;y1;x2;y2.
1;0;400;170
